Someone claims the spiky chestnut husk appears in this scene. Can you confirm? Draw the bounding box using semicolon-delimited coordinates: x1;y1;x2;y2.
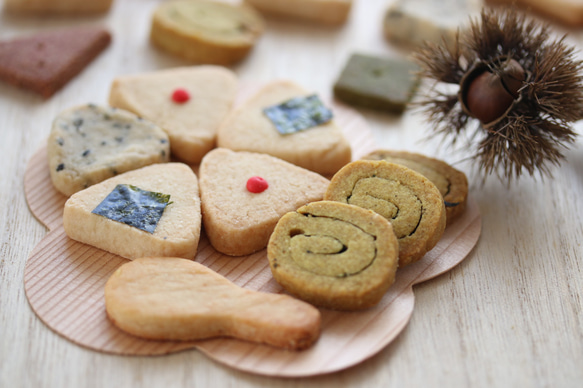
413;8;583;182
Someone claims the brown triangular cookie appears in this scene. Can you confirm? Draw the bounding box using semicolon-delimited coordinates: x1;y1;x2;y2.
0;26;111;98
199;148;330;256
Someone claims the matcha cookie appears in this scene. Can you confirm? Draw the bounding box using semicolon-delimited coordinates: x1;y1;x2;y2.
150;0;265;65
325;160;446;266
362;150;468;224
333;53;420;113
267;201;399;311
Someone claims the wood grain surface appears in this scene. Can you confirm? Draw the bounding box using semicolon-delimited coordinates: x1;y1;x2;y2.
2;0;583;387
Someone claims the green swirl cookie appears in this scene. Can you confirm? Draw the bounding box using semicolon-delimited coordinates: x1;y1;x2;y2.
267;201;399;311
362;150;468;224
325;160;446;266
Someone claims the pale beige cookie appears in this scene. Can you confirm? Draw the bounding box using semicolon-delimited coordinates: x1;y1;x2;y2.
244;0;352;25
384;0;482;49
105;257;321;350
268;201;399;311
48;104;169;197
109;66;237;164
199;148;330;256
150;0;265;65
217;81;352;176
64;163;201;260
4;0;113;13
325;160;446;267
486;0;583;27
362;150;468;224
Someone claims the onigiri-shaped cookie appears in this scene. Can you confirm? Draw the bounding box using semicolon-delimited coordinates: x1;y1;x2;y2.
199;148;330;256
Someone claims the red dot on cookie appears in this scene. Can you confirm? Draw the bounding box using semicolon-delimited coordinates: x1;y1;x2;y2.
246;176;268;193
171;88;190;103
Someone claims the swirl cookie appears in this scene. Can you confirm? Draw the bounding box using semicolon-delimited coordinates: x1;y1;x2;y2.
362;150;468;224
105;257;320;350
267;201;399;311
150;0;265;65
324;160;446;267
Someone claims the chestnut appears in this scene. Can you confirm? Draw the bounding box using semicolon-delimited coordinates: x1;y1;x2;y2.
460;58;526;126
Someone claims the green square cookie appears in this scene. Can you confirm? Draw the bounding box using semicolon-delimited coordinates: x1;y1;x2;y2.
333;53;420;113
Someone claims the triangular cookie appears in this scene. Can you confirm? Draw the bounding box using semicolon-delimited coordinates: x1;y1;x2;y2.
199;148;330;256
63;163;201;260
216;80;352;176
0;26;111;98
108;66;238;164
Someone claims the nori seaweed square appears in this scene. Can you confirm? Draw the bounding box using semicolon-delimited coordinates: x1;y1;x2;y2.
263;94;333;135
92;184;171;233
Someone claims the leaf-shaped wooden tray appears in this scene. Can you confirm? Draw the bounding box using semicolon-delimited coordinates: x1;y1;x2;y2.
23;102;481;377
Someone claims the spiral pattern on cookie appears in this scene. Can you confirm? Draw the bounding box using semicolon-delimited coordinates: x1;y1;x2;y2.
267;201;399;311
325;160;446;267
362;150;468;224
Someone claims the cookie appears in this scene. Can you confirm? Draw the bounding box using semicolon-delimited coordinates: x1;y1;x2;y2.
63;163;201;260
267;201;399;310
199;148;330;256
383;0;481;49
486;0;583;27
108;66;238;164
4;0;113;13
333;53;420;113
324;160;446;267
105;257;321;350
362;150;468;224
48;104;170;197
217;81;352;176
150;0;265;65
0;26;111;98
244;0;352;25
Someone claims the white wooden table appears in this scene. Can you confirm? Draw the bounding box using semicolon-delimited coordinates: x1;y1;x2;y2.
1;0;582;387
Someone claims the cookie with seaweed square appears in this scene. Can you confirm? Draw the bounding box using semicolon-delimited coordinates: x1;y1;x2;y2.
199;148;330;256
63;163;201;260
0;26;111;98
216;81;351;176
333;53;420;113
109;66;238;164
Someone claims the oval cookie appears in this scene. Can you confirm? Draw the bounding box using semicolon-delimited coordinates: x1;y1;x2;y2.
362;150;468;224
324;160;446;267
267;201;399;311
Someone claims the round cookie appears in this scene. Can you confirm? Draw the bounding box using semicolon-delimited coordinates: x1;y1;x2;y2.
324;160;446;267
362;150;468;224
267;201;399;311
150;0;265;65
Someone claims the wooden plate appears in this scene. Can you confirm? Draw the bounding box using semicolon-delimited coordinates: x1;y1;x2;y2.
23;101;481;377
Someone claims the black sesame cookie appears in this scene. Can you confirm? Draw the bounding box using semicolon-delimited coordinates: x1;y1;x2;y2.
333;53;420;113
362;150;468;224
48;104;170;196
267;201;399;311
150;0;265;65
324;160;446;267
